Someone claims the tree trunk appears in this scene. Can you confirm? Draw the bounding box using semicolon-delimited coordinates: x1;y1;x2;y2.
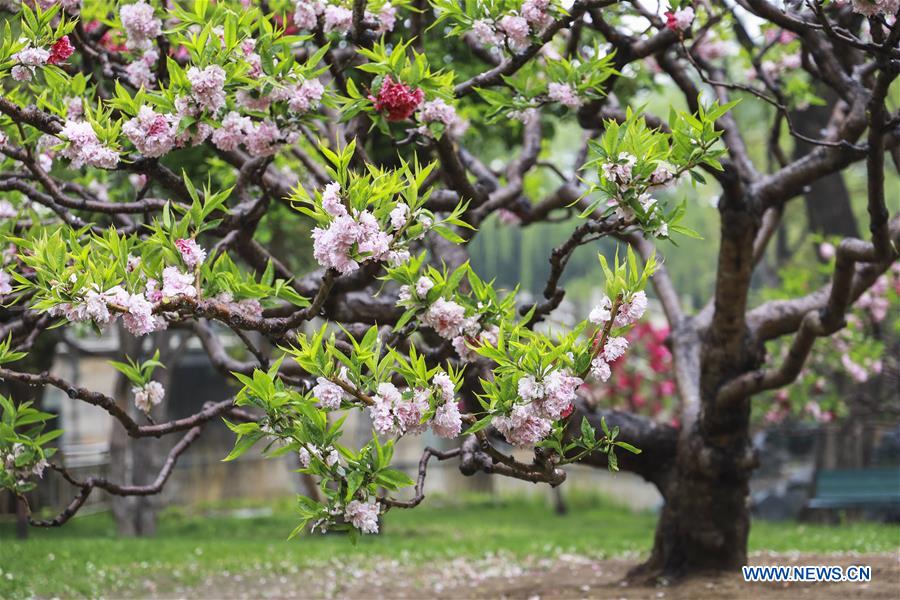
637;431;753;576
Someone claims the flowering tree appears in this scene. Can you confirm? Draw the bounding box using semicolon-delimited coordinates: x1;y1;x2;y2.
1;0;898;579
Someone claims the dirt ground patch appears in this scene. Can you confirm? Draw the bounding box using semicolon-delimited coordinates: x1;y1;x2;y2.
163;551;900;599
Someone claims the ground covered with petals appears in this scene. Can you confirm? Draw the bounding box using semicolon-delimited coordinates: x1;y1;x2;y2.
1;494;897;598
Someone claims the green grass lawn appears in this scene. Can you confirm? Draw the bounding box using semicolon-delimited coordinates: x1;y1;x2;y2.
1;493;898;598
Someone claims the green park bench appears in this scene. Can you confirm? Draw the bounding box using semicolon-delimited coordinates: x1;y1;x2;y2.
808;468;900;510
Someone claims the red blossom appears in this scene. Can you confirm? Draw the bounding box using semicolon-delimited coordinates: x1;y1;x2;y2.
369;76;424;122
560;404;574;419
47;36;75;65
664;11;678;31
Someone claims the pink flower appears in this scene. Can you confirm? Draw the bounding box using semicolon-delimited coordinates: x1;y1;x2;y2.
245;121;281;157
850;0;899;17
320;182;346;217
211;111;252;152
492;405;552;447
288;79;325;113
369;76;424;122
497;209;521;226
15;46;50;67
603;336;629;362
418;98;458;126
120;1;162;50
47;36;75;65
616;291;647;326
293;0;324;30
161;266;196;298
414;276;434;298
0;270;13;295
175;238;207;269
133;380;165;413
115;290;164;336
312;377;344;410
323;5;353;34
534;370;583;420
471;19;502;47
818;242;836;261
344;499;380;534
187;65;227;115
840;354;869;383
498;15;531;51
59;120;120;169
591;357;611;382
432;370;456;403
376;4;397;33
432;397;462;438
421;297;467;339
522;0;553;31
312;215;362;274
0;200;16;219
518;375;544;402
122;106;177;157
548;82;580;108
389;203;409;229
665;6;695;32
125;51;157;88
395;389;429;435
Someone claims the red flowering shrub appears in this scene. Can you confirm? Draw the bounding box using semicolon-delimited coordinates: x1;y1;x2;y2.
47;36;75;65
369;75;424;121
586;321;679;426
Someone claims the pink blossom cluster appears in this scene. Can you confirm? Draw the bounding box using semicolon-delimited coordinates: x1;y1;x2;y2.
288;79;326;113
588;292;646;381
521;0;553;31
451;324;500;363
493;367;583;447
840;353;882;384
804;400;835;424
694;36;734;62
589;291;648;330
498;15;531;51
492;404;552;446
186;65;227;115
58;120;120;169
323;5;353;33
665;6;695;32
421;297;467;339
11;45;50;81
119;0;162;51
344;498;380;534
312;210;393;275
175;238;207;269
856;274;891;323
297;443;339;468
293;0;324;30
0;270;13;295
471;19;504;47
133;380;165;414
431;370;463;438
417;98;465;136
37;0;81;12
125;49;158;89
547;82;580;108
473;1;552;52
370;382;429;436
122;106;177;158
601;152;637;190
311;377;345;410
850;0;899;17
146;266;198;301
2;443;48;484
